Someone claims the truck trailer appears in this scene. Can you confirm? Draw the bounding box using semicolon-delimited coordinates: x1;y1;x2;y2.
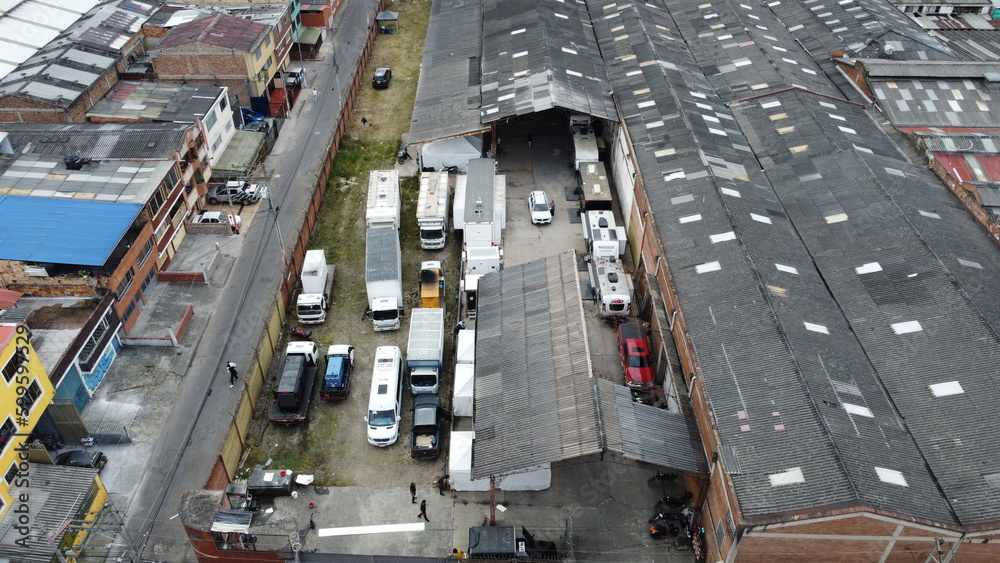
406;308;444;394
419;261;445;309
417;171;450;249
461;159;505;248
366;169;401;229
588;257;633;319
366;226;403;331
577;160;613;211
460;246;502;319
295;249;336;324
269;342;319;423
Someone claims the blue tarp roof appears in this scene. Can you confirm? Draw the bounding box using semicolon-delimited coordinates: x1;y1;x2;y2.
0;196;142;266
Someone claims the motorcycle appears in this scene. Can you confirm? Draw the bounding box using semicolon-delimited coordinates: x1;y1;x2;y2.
657;491;693;510
649;522;679;539
397;148;412;164
648;470;679;485
291;328;313;340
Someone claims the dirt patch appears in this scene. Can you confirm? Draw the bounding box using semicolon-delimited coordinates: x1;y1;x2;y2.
27;299;100;329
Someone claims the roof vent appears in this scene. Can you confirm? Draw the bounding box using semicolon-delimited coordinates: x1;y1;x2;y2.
984;72;1000;91
63;154;91;170
883;43;894;58
598;217;608;228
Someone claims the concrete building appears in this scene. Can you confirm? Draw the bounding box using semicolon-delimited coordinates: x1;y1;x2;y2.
149;11;295;117
0;323;53;519
0;0;157;123
0;122;212;335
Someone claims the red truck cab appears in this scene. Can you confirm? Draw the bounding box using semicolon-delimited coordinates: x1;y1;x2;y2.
617;323;654;389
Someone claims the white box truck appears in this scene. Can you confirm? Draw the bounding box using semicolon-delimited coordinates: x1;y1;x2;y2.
578;160;613;211
417;171;450;249
581;210;627;260
366;226;403;331
406;308;444;394
367;169;401;229
461;159;504;248
296;249;335;324
460;246;502;319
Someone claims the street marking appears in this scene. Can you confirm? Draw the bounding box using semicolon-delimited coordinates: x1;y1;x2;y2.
318;522;426;537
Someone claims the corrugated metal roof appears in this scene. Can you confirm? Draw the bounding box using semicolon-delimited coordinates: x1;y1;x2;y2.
932;29;1000;61
472;251;708;478
861;59;999;77
0;195;141;266
87;81;225;123
0;0;100;82
0;463;100;562
0;289;22;310
473;252;601;477
153;12;266;54
868;71;1000;128
408;0;486;143
595;379;707;474
480;0;616;123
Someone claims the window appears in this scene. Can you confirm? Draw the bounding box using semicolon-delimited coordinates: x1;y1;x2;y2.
137;238;154;269
17;380;41;414
4;463;17;484
116;268;135;297
166;166;181;190
81;315;111;364
0;418;15;454
121;299;137;325
204;110;218;131
140;269;155;293
148;185;167;217
2;351;25;384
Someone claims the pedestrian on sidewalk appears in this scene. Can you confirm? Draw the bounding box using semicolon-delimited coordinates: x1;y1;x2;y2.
312;88;318;102
437;475;449;496
227;362;239;387
361;117;369;129
453;320;466;339
409;482;417;503
418;499;429;522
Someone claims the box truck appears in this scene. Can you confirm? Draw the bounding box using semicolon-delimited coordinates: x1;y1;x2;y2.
295;249;335;324
406;307;444;394
417;171;450;249
419;261;445;309
269;342;319;423
366;226;403;331
367;169;401;229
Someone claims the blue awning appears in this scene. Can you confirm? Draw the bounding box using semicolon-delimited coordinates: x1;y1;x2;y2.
0;196;142;266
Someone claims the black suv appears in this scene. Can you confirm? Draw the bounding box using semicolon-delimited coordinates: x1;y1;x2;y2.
372;67;392;89
54;450;108;472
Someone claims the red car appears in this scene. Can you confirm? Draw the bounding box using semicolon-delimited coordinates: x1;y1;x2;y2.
617;323;654;389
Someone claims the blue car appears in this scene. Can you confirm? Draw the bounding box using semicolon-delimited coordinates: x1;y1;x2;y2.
241;107;264;123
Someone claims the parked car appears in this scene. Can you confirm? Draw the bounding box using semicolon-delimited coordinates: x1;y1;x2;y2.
241;107;264;123
528;190;554;225
243;120;270;134
193;210;241;231
372;67;392;89
617;323;654;390
285;67;307;88
206;181;266;205
54;450;108;472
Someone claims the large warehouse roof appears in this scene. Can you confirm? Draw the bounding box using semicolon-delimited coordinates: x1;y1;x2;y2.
473;252;705;478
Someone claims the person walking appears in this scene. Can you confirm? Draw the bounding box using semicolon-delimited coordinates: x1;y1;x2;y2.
418;499;429;522
312;88;318;102
453;320;466;339
437;474;449;496
527;134;533;148
361;117;369;129
227;362;239;387
409;482;417;503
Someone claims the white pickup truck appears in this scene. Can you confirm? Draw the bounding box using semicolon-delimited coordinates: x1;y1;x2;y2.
192;210;241;232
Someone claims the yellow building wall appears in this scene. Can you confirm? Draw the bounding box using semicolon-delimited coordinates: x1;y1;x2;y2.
64;475;108;557
0;324;54;520
245;31;279;97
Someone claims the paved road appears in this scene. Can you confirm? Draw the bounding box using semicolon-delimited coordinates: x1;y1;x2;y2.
122;2;381;558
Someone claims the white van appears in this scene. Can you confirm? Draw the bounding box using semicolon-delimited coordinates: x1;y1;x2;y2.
365;346;403;446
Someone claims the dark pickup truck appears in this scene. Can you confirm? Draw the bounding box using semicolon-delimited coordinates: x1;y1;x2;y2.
410;394;442;459
269;342;318;423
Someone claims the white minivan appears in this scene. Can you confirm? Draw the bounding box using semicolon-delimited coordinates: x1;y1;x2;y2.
365;346;403;446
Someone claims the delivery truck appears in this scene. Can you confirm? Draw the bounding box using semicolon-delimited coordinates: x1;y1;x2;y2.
366;226;403;331
406;308;444;394
419;261;445;308
367;169;401;229
417;171;450;249
269;342;319;423
295;249;335;324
